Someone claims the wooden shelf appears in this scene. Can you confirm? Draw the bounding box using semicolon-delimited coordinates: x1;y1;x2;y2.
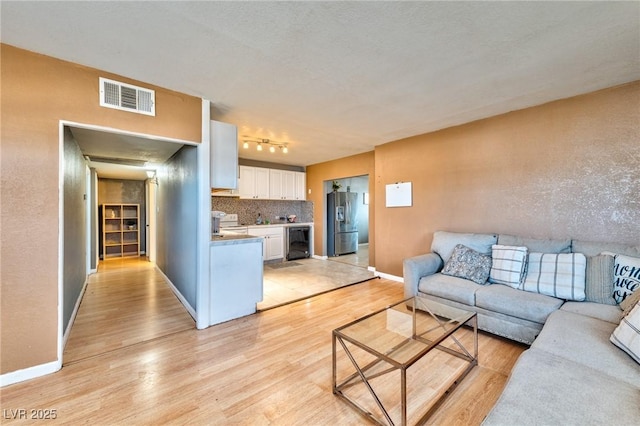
102;204;140;259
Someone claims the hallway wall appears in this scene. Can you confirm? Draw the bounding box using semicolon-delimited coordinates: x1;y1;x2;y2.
156;146;199;310
1;44;201;377
63;128;87;335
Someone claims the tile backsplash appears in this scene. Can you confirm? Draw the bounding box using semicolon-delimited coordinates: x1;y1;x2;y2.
211;197;314;225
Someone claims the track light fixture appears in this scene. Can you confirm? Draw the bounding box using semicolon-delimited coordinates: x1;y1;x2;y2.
241;137;290;155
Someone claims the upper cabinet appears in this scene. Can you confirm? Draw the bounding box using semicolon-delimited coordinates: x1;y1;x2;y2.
240;166;306;201
210;120;238;190
294;171;306;200
270;169;305;200
239;166;270;199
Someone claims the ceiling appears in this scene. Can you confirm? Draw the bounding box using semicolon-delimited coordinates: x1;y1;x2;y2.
2;1;639;174
70;127;185;180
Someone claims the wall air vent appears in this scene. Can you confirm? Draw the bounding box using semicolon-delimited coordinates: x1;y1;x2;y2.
99;77;155;116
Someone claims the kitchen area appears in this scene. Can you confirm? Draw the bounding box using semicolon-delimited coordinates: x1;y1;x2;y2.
208;120;316;323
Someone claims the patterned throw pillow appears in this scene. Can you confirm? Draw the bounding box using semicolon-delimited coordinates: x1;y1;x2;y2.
441;244;492;285
522;253;587;301
613;254;640;304
610;301;640;365
584;254;617;305
489;245;528;288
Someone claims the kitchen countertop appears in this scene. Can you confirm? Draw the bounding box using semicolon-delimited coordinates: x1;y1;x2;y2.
246;222;314;228
210;234;263;245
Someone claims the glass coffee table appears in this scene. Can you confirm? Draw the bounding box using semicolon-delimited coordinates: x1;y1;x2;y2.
332;297;478;425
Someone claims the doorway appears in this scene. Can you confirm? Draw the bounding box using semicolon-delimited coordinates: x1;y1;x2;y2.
324;174;370;269
60;121;201;364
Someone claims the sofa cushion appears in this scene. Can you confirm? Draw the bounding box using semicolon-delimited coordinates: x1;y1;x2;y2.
560;301;622;324
572;239;640;258
441;244;491;285
613;254;640;304
431;231;497;263
531;309;640;387
497;234;571;253
482;349;640;426
610;301;640;365
417;273;481;305
584;254;617;305
621;288;640;316
521;252;587;301
475;284;563;324
489;245;528;288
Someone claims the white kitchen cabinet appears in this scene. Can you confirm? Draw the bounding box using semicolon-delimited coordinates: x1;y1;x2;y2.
239;166;270;199
269;169;296;200
210;120;238;190
249;226;284;261
294;171;306;200
269;169;284;200
269;169;302;200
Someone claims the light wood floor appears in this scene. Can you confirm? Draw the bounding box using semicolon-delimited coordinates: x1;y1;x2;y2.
3;260;526;425
64;257;195;364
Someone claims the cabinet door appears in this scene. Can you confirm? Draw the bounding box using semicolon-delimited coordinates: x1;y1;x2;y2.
210;120;238;189
294;172;306;200
266;234;284;260
254;168;271;199
282;171;296;200
269;169;284;200
239;166;256;199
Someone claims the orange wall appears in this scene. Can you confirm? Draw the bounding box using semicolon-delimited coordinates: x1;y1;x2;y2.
306;151;375;266
373;82;640;276
0;45;201;374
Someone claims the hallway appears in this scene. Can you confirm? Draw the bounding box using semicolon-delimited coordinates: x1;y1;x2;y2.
63;257;195;365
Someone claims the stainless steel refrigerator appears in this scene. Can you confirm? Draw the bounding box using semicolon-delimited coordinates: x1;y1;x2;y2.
327;191;358;256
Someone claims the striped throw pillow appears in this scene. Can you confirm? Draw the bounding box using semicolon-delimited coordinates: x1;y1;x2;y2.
610;301;640;365
489;245;528;288
522;253;587;301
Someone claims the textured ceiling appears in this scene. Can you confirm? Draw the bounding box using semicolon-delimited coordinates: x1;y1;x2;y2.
2;1;639;170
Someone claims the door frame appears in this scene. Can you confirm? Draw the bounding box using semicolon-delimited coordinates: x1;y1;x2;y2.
58;119;207;364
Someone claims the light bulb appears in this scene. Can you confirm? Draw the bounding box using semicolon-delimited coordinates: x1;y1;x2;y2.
269;146;275;153
282;146;288;154
243;141;249;149
257;143;262;151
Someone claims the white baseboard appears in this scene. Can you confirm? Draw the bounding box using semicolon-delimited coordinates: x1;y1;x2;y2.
154;266;196;320
370;267;404;283
63;277;90;349
312;254;328;260
1;360;61;387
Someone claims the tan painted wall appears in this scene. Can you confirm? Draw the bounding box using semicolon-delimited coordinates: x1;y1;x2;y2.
0;44;201;374
374;82;640;276
306;151;375;266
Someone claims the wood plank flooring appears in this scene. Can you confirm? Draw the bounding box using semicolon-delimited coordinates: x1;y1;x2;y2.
63;257;195;364
3;260;526;425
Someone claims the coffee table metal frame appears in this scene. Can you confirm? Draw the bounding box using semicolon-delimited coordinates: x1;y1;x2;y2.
332;297;478;426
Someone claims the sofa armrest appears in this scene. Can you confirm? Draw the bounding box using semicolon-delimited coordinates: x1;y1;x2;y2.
403;253;444;299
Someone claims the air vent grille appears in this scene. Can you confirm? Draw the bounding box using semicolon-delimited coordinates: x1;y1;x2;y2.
99;77;155;116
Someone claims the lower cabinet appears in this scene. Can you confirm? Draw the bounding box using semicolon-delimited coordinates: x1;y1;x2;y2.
248;226;284;261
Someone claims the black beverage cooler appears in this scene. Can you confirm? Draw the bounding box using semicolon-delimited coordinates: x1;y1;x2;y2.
286;226;311;260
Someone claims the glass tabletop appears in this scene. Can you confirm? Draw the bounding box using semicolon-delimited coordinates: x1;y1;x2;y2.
333;297;476;367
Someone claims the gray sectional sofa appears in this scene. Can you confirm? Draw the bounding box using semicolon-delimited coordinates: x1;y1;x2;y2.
403;231;640;425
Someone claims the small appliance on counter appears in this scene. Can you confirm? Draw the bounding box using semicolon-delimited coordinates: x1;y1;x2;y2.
211;210;226;235
287;215;297;223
